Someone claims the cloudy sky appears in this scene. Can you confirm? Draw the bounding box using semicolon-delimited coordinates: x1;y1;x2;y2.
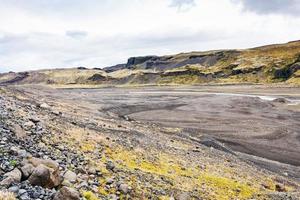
0;0;300;72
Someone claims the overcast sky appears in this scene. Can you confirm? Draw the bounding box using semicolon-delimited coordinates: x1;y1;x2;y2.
0;0;300;72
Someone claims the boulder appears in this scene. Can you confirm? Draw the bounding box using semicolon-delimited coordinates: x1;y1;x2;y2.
28;164;51;187
27;157;59;170
53;186;80;200
20;164;35;179
27;160;62;188
0;168;22;187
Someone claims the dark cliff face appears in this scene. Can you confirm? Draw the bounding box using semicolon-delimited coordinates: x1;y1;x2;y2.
103;64;127;73
116;51;232;71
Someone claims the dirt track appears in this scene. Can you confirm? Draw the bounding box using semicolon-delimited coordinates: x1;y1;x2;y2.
9;85;300;176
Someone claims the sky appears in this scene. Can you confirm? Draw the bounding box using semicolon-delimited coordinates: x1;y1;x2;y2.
0;0;300;72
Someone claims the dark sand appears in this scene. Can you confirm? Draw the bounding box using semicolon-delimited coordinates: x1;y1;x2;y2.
12;85;300;177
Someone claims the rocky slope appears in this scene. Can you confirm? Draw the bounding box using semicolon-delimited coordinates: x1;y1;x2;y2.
0;85;300;200
1;40;300;86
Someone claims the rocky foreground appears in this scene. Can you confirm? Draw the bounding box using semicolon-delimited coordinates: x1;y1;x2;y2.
0;86;300;200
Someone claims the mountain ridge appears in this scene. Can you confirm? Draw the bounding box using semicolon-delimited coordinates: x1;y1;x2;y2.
1;40;300;86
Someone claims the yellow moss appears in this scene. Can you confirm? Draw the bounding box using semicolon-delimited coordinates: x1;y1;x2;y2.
198;173;258;200
82;191;99;200
80;142;95;153
107;147;261;199
159;196;172;200
98;187;108;196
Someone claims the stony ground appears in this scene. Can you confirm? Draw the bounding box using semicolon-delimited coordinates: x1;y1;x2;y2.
0;85;300;200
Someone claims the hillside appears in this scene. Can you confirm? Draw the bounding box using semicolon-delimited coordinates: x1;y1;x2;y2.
1;41;300;86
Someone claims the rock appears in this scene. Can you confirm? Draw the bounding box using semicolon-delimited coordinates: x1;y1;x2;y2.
107;194;118;200
28;161;61;188
106;177;114;185
61;180;72;187
39;103;50;109
0;168;22;187
118;183;129;194
11;124;27;139
21;164;35;179
53;186;80;200
23;121;36;130
28;157;62;188
8;185;20;193
87;167;96;175
106;161;115;171
78;181;88;189
175;192;190;200
63;170;77;183
18;189;27;196
27;157;59;170
273;98;290;104
10;147;28;158
52;110;61;116
29;116;40;123
275;184;287;192
28;164;51;187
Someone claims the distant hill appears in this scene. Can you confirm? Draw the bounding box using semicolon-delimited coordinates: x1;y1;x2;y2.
1;41;300;86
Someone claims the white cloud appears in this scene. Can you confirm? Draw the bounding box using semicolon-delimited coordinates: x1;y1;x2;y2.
0;0;299;72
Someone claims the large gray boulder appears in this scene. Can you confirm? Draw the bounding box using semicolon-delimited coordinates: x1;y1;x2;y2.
28;164;51;187
26;157;62;188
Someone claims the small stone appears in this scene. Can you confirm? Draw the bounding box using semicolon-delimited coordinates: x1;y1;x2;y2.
63;170;77;183
39;103;50;109
52;110;61;116
78;181;88;189
106;161;115;171
18;189;27;196
106;178;114;185
29;116;40;123
23;121;36;130
118;183;129;194
8;186;19;193
275;184;287;192
176;192;190;200
107;194;118;200
87;167;96;175
53;186;80;200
